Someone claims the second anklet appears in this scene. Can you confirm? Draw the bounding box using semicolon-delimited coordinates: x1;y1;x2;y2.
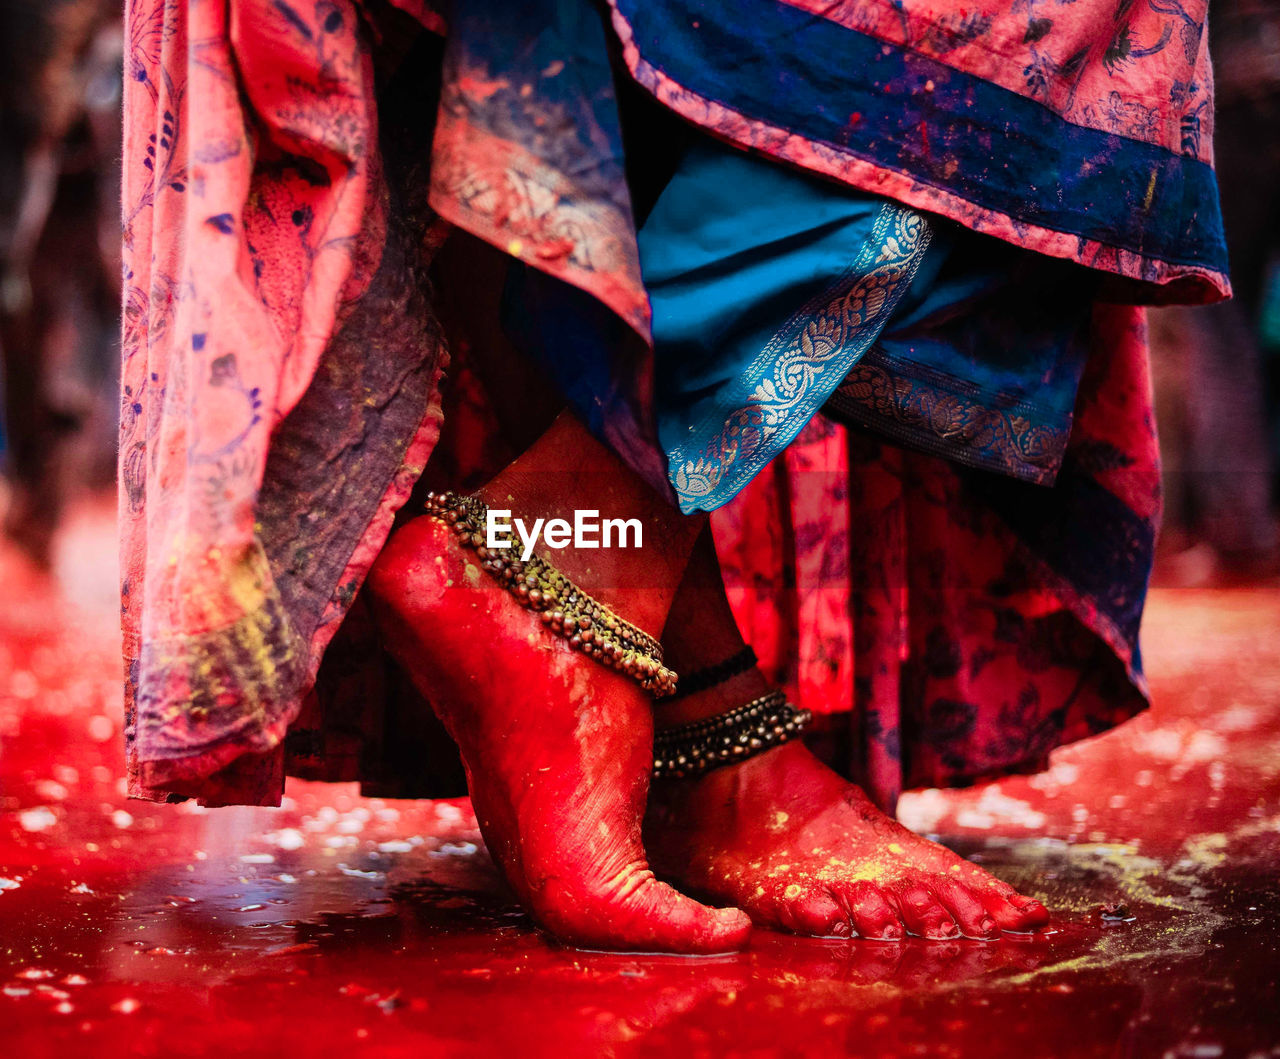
652;690;812;778
424;491;678;698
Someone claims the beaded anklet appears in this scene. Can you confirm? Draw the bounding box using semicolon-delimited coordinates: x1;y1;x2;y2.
652;690;812;779
423;491;678;698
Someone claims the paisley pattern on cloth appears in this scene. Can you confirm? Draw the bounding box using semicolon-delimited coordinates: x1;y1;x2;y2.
657;199;934;513
121;0;450;803
428;0;651;336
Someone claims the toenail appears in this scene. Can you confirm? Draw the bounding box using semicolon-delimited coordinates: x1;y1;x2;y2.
979;916;996;935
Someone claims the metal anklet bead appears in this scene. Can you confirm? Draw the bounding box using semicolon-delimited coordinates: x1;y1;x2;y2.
423;491;678;698
652;691;813;779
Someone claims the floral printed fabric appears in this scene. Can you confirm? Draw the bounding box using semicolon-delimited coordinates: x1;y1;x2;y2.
121;0;448;803
713;305;1158;810
608;0;1228;303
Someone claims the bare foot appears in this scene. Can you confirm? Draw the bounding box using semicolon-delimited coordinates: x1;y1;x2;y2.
367;514;752;953
653;526;1048;940
645;740;1050;940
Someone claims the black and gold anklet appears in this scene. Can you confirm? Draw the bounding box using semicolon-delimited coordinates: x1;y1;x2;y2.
652;690;812;779
423;491;678;698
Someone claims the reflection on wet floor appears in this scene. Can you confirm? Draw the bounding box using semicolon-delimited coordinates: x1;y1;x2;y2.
2;502;1279;1057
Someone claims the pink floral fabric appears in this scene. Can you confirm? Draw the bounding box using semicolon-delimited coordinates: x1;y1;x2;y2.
713;305;1158;809
121;0;448;803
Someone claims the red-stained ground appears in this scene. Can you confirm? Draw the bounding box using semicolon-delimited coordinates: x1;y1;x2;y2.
1;499;1278;1057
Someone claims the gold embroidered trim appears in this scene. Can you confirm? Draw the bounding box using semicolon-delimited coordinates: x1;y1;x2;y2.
668;206;932;511
824;351;1071;484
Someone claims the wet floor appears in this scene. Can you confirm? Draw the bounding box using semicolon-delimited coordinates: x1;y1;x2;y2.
2;500;1278;1057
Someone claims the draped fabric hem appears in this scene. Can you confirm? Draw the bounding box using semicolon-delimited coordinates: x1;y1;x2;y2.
428;105;652;340
606;2;1230;306
824;347;1076;486
667;206;934;512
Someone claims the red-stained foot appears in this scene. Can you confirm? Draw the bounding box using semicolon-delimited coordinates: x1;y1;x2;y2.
646;740;1050;941
367;515;752;954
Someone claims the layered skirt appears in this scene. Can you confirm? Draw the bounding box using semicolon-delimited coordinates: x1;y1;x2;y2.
119;0;1227;808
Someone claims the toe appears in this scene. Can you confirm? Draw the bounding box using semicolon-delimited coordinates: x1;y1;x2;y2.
890;883;960;940
997;893;1051;933
947;864;1051;933
651;888;754;951
539;874;752;953
838;880;903;941
975;881;1051;933
930;875;999;939
704;903;756;948
747;884;846;938
786;890;846;937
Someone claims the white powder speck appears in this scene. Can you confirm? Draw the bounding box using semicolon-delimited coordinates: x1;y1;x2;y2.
18;807;58;832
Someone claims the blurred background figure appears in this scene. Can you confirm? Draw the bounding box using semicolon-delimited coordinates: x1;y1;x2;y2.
0;0;121;569
1152;0;1280;584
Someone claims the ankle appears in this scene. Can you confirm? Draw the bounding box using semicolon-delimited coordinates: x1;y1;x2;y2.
473;414;703;636
654;665;772;730
474;479;690;636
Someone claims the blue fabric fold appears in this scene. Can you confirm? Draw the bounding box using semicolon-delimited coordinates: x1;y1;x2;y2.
638;139;934;511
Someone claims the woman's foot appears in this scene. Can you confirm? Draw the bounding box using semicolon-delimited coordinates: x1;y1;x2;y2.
645;737;1050;940
368;515;750;952
368;413;750;953
650;526;1049;941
